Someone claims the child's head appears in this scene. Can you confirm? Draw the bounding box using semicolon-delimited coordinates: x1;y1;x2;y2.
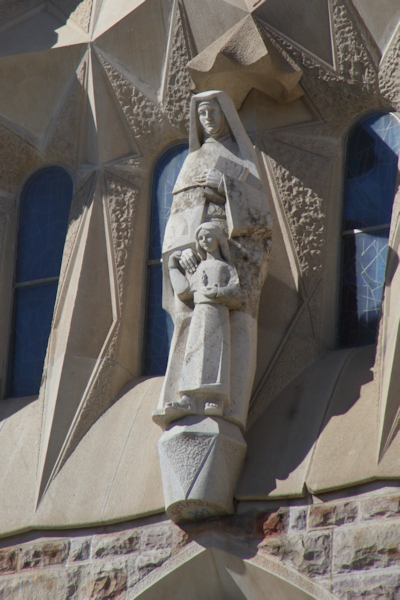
195;222;230;261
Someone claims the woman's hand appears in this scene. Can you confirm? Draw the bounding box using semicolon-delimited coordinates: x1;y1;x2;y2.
179;248;199;275
200;283;218;298
197;168;223;189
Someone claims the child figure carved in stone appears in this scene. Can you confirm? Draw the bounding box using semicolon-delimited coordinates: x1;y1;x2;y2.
167;222;241;419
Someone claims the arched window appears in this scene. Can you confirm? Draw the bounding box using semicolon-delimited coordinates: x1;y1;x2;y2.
339;112;400;347
143;143;188;376
6;166;74;398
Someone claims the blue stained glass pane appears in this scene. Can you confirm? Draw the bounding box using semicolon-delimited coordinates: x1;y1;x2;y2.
344;113;400;230
16;167;74;283
340;231;389;347
149;144;188;260
7;283;58;398
143;264;174;376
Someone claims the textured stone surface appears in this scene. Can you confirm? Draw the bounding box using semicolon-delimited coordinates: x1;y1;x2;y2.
360;495;400;521
99;53;170;157
0;549;18;574
309;502;358;528
92;532;140;559
52;0;94;33
266;145;327;284
159;416;247;522
332;568;400;600
69;537;92;563
1;494;400;596
261;530;332;576
332;522;400;573
19;540;70;570
163;3;192;131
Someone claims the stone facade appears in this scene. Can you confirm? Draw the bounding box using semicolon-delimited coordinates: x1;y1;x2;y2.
2;490;400;598
0;0;400;597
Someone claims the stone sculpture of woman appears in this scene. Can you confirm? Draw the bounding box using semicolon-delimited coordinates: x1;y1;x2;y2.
167;222;241;420
153;90;272;430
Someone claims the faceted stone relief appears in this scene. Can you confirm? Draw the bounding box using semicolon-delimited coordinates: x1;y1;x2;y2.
187;15;304;109
51;0;94;33
2;0;400;536
375;195;400;459
0;45;86;147
105;171;140;298
152;91;272;521
37;170;141;493
257;0;378;130
350;0;400;57
253;0;334;67
379;26;400;111
163;2;193;132
4;0;194;508
265;140;328;287
98;53;170;158
44;62;88;168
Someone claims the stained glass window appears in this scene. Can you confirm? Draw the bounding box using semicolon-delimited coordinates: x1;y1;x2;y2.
143;143;188;376
7;167;74;398
339;112;400;347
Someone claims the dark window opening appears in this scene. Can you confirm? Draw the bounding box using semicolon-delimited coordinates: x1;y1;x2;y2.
7;166;74;398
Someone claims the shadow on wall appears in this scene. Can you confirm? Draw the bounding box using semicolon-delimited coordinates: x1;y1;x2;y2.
237;344;375;497
0;2;89;58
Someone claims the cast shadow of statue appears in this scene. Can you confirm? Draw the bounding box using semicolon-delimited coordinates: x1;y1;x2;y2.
238;112;400;497
239;343;375;497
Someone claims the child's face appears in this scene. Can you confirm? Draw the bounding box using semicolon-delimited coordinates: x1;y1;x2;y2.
198;228;218;253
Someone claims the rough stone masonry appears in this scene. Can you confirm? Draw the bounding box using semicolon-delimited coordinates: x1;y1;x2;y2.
1;489;400;599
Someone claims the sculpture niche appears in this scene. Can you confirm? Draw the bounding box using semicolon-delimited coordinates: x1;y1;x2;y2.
153;91;272;522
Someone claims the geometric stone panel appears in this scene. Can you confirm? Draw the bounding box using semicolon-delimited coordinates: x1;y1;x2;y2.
376;202;400;459
93;0;146;38
254;0;334;66
52;0;94;34
162;434;215;498
239;90;314;135
351;0;400;55
182;0;247;54
37;177;115;503
90;50;139;165
187;16;303;109
0;45;86;143
159;416;247;522
96;0;174;95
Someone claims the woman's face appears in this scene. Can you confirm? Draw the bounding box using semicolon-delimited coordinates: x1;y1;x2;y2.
197;100;227;137
198;228;219;253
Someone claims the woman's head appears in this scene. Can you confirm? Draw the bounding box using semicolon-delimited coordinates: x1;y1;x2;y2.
195;222;230;261
197;99;229;138
188;91;260;180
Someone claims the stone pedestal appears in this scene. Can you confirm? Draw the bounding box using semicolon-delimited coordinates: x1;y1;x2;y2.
158;416;247;523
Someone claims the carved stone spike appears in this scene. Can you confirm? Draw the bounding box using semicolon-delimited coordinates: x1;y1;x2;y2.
158;416;247;522
187;15;303;109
